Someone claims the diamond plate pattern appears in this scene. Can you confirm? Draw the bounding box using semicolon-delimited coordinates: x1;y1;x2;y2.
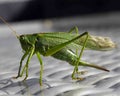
0;15;120;96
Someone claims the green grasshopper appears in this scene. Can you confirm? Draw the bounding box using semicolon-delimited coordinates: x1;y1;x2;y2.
0;17;116;86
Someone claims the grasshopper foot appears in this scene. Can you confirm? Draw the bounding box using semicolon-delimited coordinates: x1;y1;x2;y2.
23;75;28;82
71;71;87;80
72;77;84;80
12;75;21;79
76;71;88;75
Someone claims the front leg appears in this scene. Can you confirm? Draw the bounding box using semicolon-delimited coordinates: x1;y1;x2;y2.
22;47;35;81
13;51;29;79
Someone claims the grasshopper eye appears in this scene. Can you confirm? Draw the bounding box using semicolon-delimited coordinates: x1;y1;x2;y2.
20;35;25;40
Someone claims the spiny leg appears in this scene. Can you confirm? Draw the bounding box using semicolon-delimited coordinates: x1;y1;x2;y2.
43;32;88;56
22;47;35;81
72;32;89;80
40;31;89;80
63;26;88;79
13;51;29;79
36;52;43;86
20;63;26;78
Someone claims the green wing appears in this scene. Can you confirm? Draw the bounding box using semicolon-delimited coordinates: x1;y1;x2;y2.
37;32;116;51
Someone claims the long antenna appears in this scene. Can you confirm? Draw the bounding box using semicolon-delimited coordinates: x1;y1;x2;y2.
0;16;19;38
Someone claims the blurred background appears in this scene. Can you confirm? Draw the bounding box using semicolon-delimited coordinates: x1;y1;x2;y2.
0;0;120;33
0;0;120;22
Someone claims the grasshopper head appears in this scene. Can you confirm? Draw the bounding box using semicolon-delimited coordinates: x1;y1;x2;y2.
19;35;37;52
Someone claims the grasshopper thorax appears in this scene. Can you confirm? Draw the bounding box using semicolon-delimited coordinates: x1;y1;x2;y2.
19;34;37;52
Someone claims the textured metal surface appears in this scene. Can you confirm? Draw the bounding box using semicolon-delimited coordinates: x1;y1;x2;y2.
0;13;120;96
